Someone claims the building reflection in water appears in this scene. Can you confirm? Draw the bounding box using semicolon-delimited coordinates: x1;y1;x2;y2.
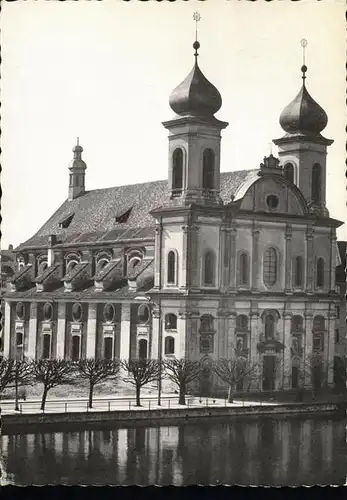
0;416;345;486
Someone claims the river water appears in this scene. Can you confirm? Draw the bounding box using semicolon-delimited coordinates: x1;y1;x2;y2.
0;415;345;486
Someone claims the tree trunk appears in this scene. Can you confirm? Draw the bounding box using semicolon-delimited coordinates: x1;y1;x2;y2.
228;385;234;403
15;377;19;411
41;387;48;411
179;387;186;405
88;383;94;409
136;385;141;406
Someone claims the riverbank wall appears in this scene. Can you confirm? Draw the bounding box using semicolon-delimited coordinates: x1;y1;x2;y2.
1;402;344;434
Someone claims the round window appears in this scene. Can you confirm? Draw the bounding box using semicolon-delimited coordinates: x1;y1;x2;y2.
72;303;82;322
104;303;115;322
138;304;150;324
16;302;25;320
266;195;279;209
43;303;53;321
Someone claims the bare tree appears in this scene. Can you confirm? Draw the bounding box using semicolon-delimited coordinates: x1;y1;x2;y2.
32;359;75;411
121;359;161;406
213;357;259;403
163;358;202;405
77;359;120;408
0;358;15;397
301;353;332;398
11;359;33;411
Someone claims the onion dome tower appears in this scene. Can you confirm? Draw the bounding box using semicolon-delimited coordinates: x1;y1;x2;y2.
162;13;228;206
68;138;87;200
273;40;333;216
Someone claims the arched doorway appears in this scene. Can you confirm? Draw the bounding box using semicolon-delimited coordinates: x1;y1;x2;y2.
138;339;148;360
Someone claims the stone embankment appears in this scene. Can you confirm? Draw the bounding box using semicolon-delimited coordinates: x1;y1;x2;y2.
1;399;344;434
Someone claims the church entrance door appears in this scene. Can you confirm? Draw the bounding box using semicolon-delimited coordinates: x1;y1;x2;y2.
262;356;276;392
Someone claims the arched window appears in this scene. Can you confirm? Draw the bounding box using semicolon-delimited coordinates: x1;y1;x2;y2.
42;334;51;359
138;304;150;324
71;335;80;361
43;303;53;321
239;252;249;286
164;336;175;355
104;337;113;360
139;339;148;360
291;315;303;333
72;303;83;322
265;314;275;340
294;256;303;287
172;148;184;194
203;251;215;286
236;315;248;331
284;163;294;183
103;304;115;323
202;149;215;190
16;302;25;320
312;163;322;203
316;258;324;287
165;313;177;330
263;247;277;287
167;251;176;284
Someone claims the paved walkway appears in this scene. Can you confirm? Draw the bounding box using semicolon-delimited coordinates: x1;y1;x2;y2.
0;395;281;415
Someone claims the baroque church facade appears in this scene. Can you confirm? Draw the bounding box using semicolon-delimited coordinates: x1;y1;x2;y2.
2;39;343;394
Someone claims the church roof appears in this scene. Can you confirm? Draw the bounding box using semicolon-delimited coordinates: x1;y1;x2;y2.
16;170;256;251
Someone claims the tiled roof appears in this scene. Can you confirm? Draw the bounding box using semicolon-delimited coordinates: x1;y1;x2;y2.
16;170;257;251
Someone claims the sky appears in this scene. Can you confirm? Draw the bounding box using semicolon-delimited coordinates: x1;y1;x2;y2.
1;0;346;249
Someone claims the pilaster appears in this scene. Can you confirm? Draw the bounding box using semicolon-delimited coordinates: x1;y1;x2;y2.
304;311;313;387
284;225;292;293
305;227;314;293
3;301;11;357
282;312;292;389
120;303;131;361
189;226;200;290
154;223;162;289
86;303;97;359
327;310;336;385
329;230;337;292
27;302;38;359
228;227;237;291
56;303;67;359
251;225;260;292
226;313;236;359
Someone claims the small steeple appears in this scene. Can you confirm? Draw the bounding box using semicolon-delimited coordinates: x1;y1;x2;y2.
68;138;87;201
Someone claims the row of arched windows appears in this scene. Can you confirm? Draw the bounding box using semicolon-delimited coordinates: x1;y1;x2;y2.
167;250;216;286
283;162;322;204
172;147;215;194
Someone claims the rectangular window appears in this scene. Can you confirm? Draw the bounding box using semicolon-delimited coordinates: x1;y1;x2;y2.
200;335;213;354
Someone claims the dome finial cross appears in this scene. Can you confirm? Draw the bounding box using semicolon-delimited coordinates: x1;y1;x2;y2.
301;39;308;83
193;12;201;60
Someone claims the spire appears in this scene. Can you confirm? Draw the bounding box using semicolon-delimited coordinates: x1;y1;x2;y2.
68;138;87;200
278;39;328;137
168;13;222;119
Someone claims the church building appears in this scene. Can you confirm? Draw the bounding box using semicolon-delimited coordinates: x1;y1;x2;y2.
2;36;343;394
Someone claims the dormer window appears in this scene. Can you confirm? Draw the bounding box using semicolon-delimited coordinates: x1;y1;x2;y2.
115;207;132;224
58;213;74;229
38;261;48;275
66;260;78;274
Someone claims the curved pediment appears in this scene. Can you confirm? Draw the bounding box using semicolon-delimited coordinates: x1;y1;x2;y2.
236;175;308;216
